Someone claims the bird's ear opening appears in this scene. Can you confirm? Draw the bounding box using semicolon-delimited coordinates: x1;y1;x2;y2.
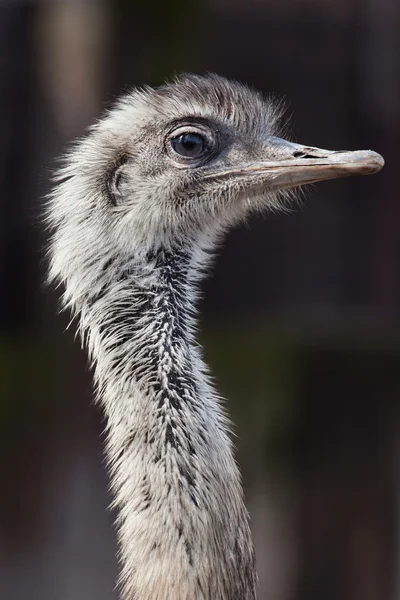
107;155;129;205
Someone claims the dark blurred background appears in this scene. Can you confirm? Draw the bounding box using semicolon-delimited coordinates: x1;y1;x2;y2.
1;1;399;599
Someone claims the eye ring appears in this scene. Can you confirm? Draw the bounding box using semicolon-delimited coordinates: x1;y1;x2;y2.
166;124;217;166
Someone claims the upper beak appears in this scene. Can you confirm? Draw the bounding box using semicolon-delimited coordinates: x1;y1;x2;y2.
213;137;384;189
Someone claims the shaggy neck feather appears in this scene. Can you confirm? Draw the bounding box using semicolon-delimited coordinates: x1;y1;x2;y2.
80;243;256;600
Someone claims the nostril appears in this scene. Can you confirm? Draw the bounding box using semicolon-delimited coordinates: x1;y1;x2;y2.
293;151;317;159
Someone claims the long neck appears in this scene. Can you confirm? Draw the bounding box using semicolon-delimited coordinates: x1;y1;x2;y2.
81;244;256;600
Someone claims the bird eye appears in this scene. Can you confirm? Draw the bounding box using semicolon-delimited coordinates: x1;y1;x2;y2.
170;132;206;159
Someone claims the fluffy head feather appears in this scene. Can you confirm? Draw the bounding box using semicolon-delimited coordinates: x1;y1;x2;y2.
47;74;291;304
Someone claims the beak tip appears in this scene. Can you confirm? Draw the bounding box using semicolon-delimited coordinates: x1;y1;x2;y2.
337;149;385;176
358;150;384;174
368;151;385;173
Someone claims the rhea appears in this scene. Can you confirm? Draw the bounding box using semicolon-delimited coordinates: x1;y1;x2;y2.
47;74;383;600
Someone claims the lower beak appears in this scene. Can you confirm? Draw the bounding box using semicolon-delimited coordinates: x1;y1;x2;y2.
217;138;384;189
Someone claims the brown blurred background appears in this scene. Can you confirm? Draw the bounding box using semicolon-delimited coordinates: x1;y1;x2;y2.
0;1;399;599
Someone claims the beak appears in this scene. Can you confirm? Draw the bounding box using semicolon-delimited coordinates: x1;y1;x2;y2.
213;137;384;189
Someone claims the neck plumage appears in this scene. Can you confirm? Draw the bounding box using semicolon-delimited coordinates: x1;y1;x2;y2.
80;244;256;600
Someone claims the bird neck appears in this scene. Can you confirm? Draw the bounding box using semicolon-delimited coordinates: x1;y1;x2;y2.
83;242;256;600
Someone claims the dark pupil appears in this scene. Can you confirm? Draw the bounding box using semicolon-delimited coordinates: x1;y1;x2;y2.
172;133;205;158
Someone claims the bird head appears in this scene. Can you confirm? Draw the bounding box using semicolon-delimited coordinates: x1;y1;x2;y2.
48;74;383;293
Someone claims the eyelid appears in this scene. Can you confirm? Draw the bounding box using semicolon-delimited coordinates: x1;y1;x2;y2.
168;124;214;144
